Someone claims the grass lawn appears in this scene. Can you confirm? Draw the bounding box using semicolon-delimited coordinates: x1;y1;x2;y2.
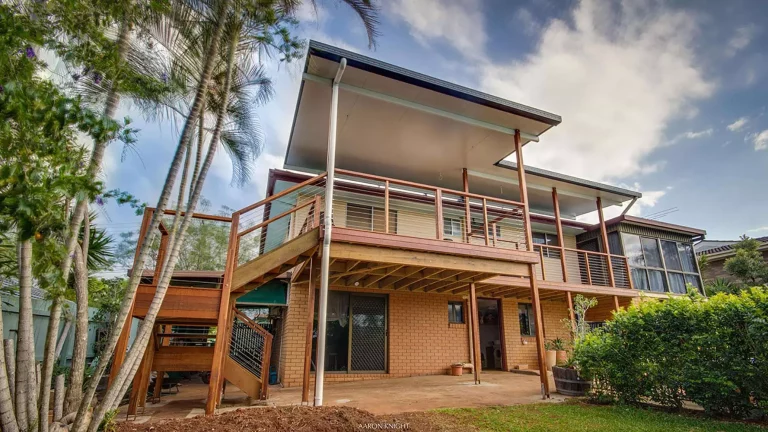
426;402;766;432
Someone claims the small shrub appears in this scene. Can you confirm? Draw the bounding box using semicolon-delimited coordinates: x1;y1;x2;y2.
573;287;768;418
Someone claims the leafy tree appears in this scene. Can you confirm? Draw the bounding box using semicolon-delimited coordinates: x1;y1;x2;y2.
0;3;135;431
723;235;768;287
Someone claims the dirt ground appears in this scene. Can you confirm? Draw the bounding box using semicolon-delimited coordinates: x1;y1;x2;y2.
114;406;462;432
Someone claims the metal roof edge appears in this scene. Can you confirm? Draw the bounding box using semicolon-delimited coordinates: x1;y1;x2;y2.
496;160;642;199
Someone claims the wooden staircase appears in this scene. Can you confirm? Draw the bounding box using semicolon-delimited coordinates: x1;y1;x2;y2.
232;228;320;293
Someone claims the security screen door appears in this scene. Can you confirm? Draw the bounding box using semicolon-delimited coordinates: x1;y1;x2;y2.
350;295;387;372
313;292;387;373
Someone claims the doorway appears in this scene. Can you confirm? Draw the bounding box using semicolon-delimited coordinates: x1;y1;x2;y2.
477;298;504;370
312;291;388;373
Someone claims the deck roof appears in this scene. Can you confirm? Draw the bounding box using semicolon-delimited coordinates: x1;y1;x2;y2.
284;41;637;218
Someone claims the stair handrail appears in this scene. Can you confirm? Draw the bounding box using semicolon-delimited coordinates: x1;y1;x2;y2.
236;171;327;216
231;307;273;341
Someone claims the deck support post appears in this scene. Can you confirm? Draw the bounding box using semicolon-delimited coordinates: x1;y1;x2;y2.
205;212;240;415
110;208;154;386
469;283;482;384
613;295;620;312
462;168;471;243
514;129;549;398
552;188;568;282
597;197;616;287
302;257;316;404
315;58;347;407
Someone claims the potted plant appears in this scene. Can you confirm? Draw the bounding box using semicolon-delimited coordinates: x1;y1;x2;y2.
544;340;557;370
551;338;568;365
553;295;597;396
450;362;464;376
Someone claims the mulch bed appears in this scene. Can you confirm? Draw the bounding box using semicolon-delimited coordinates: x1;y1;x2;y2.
115;406;466;432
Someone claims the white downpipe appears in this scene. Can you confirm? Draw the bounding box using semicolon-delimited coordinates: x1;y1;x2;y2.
314;58;346;407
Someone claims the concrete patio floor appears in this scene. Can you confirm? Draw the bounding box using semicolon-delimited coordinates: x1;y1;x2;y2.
117;371;566;424
271;370;566;414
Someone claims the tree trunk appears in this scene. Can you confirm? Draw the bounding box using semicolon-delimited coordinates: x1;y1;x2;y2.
72;4;232;431
189;110;205;201
99;25;240;425
53;375;65;422
16;238;37;431
65;243;89;414
0;298;19;432
39;296;63;432
4;339;15;407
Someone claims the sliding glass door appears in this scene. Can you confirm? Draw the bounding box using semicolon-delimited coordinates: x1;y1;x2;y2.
312;292;388;373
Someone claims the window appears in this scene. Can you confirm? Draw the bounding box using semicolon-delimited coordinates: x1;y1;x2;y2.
661;241;682;271
443;217;462;237
346;203;396;233
470;218;501;238
448;301;464;324
533;232;560;258
518;303;535;336
608;231;622;254
622;234;702;294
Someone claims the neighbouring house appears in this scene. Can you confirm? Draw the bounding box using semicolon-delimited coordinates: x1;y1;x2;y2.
695;236;768;283
113;41;707;415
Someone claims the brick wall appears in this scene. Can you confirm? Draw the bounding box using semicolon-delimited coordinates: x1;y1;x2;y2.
278;281;624;383
279;282;470;387
501;298;571;369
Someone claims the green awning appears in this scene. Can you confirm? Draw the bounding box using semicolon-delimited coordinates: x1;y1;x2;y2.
236;280;288;306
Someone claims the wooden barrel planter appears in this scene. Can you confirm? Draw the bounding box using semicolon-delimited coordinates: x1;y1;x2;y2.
552;366;591;396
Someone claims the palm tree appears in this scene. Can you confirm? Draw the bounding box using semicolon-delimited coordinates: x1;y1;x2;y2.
83;1;380;429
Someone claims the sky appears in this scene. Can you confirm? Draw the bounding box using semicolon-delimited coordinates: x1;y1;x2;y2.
95;0;768;275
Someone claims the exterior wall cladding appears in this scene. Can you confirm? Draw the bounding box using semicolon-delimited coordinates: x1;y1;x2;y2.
278;281;612;386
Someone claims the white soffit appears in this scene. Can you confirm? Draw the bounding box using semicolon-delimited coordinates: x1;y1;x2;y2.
286;54;559;194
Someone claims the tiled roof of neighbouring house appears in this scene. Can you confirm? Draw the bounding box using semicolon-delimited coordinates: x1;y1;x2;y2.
695;236;768;256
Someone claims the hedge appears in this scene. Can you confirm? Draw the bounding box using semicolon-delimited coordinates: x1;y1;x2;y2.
573;288;768;418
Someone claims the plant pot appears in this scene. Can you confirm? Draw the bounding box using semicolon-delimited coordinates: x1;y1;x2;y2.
545;350;557;370
450;364;463;376
556;350;568;365
552;366;592;396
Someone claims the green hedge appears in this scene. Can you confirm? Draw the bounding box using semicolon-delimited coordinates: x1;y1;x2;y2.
573;288;768;418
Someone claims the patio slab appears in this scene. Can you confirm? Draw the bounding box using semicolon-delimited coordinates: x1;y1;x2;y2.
270;371;566;414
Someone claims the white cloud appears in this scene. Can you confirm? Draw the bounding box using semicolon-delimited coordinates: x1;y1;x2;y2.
752;129;768;151
726;24;759;57
747;226;768;234
727;117;748;132
479;0;714;181
386;0;486;58
576;184;670;223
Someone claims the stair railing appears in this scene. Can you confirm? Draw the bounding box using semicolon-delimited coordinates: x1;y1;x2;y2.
228;307;274;399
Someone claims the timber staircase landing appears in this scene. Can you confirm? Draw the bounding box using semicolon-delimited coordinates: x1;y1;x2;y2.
127;307;272;414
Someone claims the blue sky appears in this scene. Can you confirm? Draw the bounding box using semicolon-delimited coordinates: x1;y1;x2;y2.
96;0;768;272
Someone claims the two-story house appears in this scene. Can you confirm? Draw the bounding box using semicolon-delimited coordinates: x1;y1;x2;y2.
114;41;707;415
